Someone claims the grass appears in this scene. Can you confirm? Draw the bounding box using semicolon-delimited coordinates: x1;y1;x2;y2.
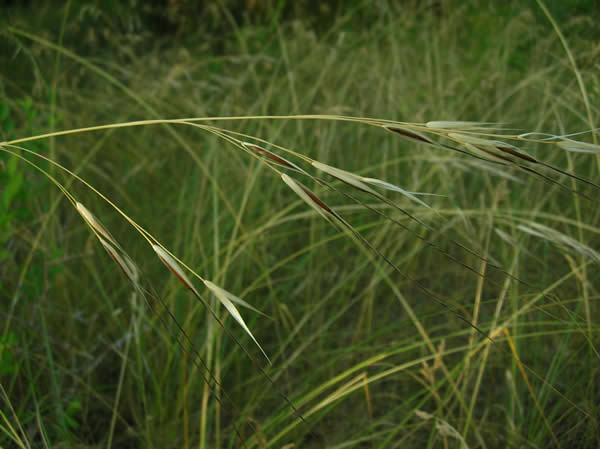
1;1;600;448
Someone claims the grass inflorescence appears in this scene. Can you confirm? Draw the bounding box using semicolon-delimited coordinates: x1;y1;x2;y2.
1;1;600;448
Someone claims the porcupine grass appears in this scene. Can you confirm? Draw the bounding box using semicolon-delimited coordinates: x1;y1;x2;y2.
2;111;600;448
1;1;600;448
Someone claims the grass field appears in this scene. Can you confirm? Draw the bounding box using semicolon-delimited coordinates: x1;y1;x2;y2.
1;1;599;448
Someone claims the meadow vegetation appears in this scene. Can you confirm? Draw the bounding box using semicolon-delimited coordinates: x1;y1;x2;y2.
1;1;599;448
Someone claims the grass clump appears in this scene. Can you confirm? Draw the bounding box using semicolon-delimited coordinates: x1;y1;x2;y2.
1;1;600;448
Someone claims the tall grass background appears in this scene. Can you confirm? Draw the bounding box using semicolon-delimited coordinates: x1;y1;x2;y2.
1;1;599;448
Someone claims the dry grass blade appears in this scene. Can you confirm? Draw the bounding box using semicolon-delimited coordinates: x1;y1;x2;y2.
504;328;562;448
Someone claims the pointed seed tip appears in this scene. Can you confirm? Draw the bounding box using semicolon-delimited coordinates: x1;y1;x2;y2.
75;201;90;217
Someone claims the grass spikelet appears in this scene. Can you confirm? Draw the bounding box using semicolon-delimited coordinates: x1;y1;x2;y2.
281;173;337;223
360;177;433;209
76;202;118;247
384;125;433;144
152;244;197;292
76;202;139;285
557;139;600;154
98;238;139;284
209;286;268;317
312;160;438;214
6;8;600;446
152;243;269;361
447;132;503;148
426;120;494;129
448;134;537;166
311;161;377;195
203;280;270;363
286;165;491;343
495;145;537;163
518;223;600;262
242;142;305;172
468;144;513;164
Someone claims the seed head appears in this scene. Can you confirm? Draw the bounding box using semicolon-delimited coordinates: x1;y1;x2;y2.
558;139;600;154
152;244;196;292
204;280;270;363
281;173;336;221
384;126;433;144
99;238;138;284
242;142;304;172
426;121;492;130
311;161;376;195
76;202;117;246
